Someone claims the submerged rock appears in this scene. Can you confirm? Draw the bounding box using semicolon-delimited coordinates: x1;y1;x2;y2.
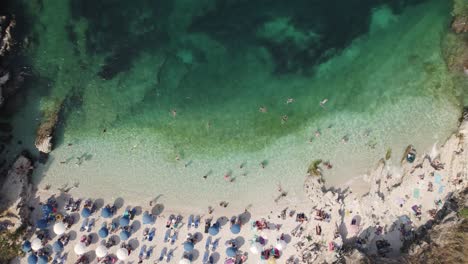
35;102;62;154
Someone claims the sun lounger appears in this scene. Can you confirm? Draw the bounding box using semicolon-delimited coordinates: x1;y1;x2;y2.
139;245;146;259
164;229;171;243
188;215;194;229
202;251;209;264
159;247;167;261
212;238;219;251
170;231;178;245
148;228;156;242
165;249;174;262
194;215;200;228
86;218;95;232
205;236;212;250
80;218;89;232
146;246;153;259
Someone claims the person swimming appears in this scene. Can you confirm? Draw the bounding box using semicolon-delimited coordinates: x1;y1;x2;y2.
320;98;328;108
286;98;294;104
259;106;267;113
170;109;177;117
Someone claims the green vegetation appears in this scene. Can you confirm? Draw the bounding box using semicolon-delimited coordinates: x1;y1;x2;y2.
307;159;323;176
0;225;25;262
459;207;468;219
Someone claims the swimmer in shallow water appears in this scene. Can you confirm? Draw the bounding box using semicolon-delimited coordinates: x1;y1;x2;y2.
259;106;267;113
286;98;294;104
281;115;288;124
320;98;328;108
170;109;177;117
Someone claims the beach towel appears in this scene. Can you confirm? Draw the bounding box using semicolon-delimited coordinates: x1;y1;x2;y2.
438;185;445;194
413;188;420;199
435;174;442;185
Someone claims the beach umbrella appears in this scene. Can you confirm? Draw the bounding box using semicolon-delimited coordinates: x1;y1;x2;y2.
267;256;276;264
226;247;237;257
53;240;64;253
250;242;262;255
95;245;108;258
74;242;86;255
81;208;91;218
101;207;112;218
36;219;48;229
31;238;42;251
27;254;37;264
37;255;48;264
142;212;154;224
183;241;194;252
119;216;130;227
98;227;109;238
179;258;191;264
53;222;66;235
116;248;128;260
22;240;32;253
275;240;287;251
230;224;241;234
208;226;219;236
120;230;130;240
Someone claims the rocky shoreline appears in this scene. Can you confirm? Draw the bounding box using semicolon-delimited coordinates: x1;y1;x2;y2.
294;108;468;263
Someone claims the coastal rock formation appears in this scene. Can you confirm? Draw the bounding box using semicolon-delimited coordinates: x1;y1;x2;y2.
35;103;62;154
0;154;33;232
300;108;468;263
0;15;15;57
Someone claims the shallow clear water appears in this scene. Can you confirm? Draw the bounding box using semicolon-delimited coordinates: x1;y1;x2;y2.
17;0;463;211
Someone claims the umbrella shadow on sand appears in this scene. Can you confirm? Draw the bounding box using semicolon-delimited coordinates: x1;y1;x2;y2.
93;198;105;211
191;249;200;261
128;238;139;250
151;204;165;216
86;251;96;263
238;211;251;225
68;230;77;241
234;236;245;248
216;216;229;227
210;252;220;263
114;197;124;209
131;220;141;233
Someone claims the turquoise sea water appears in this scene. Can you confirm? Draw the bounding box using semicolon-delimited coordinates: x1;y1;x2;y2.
12;0;464;210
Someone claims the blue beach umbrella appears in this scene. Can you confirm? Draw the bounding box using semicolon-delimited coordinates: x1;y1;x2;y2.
101;207;112;218
119;216;130;227
27;254;37;264
183;241;194;252
98;227;109;238
230;224;241;234
22;240;32;253
36;219;48;229
120;230;130;240
226;247;237;257
142;212;154;224
81;208;91;218
208;225;219;236
37;255;48;264
53;240;64;253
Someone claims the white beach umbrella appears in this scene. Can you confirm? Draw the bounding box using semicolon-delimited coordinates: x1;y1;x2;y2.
276;239;287;251
179;258;191;264
31;238;42;251
53;222;66;235
95;245;108;258
249;242;262;255
116;248;128;260
74;242;87;255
